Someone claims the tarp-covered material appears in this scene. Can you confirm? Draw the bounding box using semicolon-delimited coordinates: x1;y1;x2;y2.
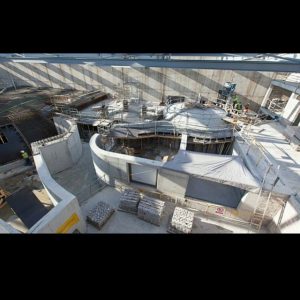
186;176;246;208
163;150;261;192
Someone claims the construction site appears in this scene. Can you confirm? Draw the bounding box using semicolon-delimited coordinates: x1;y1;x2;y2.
0;53;300;234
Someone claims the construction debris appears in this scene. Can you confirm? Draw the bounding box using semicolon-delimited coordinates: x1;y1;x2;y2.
137;196;165;226
168;207;194;234
0;188;10;208
118;189;141;214
87;201;115;229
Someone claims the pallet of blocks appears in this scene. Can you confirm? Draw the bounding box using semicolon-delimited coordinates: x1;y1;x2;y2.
87;201;115;230
118;189;141;214
137;196;165;226
168;207;194;234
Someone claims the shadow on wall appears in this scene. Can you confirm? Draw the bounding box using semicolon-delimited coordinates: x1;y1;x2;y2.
0;63;274;112
173;68;271;112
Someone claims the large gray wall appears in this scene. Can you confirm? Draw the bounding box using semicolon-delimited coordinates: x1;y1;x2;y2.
38;117;82;175
0;62;278;111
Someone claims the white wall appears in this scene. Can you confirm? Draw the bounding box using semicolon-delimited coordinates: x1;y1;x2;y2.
282;93;300;123
89;134;162;186
28;195;86;233
38;117;82;175
268;195;300;233
157;169;189;197
31;151;86;233
40;140;73;174
0;219;20;233
33;154;73;205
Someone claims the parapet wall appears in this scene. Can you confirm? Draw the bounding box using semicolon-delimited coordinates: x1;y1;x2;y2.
29;116;86;233
90;134;192;199
89;134;162;186
32;116;82;175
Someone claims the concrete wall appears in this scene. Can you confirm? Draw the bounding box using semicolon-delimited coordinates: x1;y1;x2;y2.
268;195;300;233
0;62;278;111
0;116;87;233
40;140;73;174
282;93;300;124
89;134;162;186
28;193;86;233
33;154;74;205
0;219;20;233
157;169;189;198
37;117;82;175
31;150;86;233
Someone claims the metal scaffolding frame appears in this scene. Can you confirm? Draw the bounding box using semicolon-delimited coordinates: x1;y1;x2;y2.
0;53;300;72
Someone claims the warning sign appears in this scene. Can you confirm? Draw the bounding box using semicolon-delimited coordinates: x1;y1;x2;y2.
215;207;225;215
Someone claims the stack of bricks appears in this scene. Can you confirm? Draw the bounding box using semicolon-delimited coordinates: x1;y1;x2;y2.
137;196;165;226
169;207;194;234
87;201;115;229
118;189;141;214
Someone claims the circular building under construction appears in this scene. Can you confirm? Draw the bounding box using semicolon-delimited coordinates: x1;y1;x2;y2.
0;53;299;234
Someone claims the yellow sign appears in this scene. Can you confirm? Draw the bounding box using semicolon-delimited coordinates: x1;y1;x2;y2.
56;213;80;233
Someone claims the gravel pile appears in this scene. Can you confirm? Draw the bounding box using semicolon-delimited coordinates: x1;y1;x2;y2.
87;201;115;229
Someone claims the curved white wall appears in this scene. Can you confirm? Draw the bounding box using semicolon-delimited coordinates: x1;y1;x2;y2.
35;117;83;175
89;134;190;198
29;116;86;233
89;134;163;186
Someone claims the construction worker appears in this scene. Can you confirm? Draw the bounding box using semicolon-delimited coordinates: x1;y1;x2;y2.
244;103;250;113
20;150;31;166
232;94;238;107
235;101;242;111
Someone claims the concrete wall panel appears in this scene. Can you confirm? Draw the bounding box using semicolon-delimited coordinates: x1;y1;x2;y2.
0;62;278;110
157;169;189;197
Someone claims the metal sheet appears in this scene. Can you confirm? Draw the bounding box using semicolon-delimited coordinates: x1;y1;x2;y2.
6;187;49;229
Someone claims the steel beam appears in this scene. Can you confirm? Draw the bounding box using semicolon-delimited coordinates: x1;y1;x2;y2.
0;57;299;72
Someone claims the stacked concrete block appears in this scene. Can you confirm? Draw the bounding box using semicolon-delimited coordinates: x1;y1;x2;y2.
87;201;115;229
137;196;165;226
118;189;141;214
169;207;194;234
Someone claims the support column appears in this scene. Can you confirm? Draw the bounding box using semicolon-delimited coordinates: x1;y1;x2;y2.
261;84;273;108
282;93;300;123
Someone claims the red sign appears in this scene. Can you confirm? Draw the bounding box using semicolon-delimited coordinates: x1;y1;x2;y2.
215;207;225;215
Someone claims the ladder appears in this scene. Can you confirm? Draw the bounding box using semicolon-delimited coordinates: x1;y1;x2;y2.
249;190;272;232
249;165;280;232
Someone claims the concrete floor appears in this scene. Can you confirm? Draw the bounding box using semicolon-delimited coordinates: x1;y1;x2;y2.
80;186;260;234
53;142;104;204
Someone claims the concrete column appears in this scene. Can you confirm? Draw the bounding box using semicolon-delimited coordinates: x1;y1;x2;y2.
261;84;273;107
282;93;300;124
